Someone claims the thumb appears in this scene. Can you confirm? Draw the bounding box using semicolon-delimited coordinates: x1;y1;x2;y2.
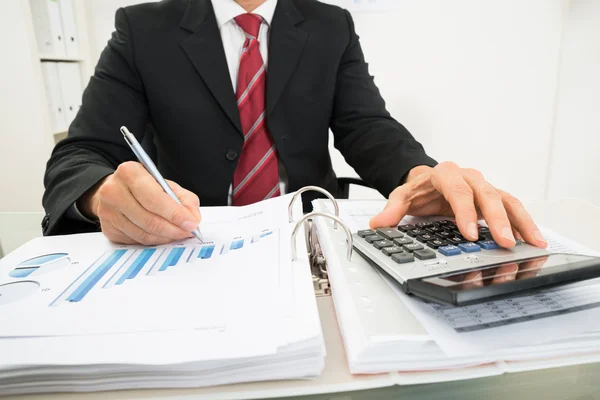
167;180;201;224
369;189;410;229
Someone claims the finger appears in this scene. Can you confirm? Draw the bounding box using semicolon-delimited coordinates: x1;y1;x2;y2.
460;270;484;290
492;264;519;284
102;177;191;241
167;180;201;225
117;163;199;232
100;219;137;245
369;186;411;229
498;189;548;249
516;257;547;280
462;170;515;248
109;208;174;246
430;162;479;241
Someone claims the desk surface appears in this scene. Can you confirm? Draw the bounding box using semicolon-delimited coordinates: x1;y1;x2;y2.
2;198;600;400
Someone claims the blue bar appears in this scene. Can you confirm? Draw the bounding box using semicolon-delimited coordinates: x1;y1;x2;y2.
197;245;215;259
158;247;185;271
260;231;272;238
67;250;127;302
9;267;38;278
230;239;244;250
116;249;156;285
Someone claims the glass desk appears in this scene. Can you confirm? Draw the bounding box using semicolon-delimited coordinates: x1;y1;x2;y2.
2;199;600;400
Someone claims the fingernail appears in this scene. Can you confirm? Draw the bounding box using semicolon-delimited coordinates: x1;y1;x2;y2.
533;230;547;244
467;223;478;239
501;227;516;244
182;221;197;232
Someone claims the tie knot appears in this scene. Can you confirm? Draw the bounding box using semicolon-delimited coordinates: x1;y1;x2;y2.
234;13;262;38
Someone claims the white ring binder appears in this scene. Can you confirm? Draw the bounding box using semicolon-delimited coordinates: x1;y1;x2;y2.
288;186;340;229
291;212;353;261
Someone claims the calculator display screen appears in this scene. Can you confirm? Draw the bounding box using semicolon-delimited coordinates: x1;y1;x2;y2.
421;254;600;290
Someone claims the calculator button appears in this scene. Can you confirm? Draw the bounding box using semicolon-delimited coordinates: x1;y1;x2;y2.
402;243;424;252
515;240;523;246
416;234;436;243
416;222;435;229
427;239;448;249
393;237;413;246
392;252;415;264
426;226;442;234
438;245;462;256
364;234;385;243
436;230;452;239
358;229;376;238
382;246;404;256
408;228;427;237
436;220;452;226
458;242;481;253
398;224;416;232
477;240;500;250
414;249;437;260
376;228;404;240
478;226;490;234
448;236;466;245
373;240;394;249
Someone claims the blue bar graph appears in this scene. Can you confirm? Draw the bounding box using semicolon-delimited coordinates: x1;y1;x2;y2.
230;240;244;250
116;249;156;285
260;231;272;238
67;250;127;302
158;247;185;272
197;245;215;259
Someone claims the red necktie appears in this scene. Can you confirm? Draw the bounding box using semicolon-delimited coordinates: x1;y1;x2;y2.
232;14;280;206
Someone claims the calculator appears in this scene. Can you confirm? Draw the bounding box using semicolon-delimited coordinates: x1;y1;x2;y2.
353;220;600;306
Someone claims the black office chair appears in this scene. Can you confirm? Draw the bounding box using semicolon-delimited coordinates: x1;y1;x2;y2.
336;177;374;200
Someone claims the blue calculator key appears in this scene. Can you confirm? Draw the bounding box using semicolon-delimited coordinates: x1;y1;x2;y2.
438;245;462;256
477;240;500;250
458;242;481;253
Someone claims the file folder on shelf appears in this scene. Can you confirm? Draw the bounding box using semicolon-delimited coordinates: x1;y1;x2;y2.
57;62;83;127
58;0;79;58
40;62;68;133
29;0;66;57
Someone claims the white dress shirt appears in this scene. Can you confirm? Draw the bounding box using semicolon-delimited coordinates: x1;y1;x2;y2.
211;0;287;204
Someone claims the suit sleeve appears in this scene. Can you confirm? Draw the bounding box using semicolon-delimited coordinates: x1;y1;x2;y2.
42;8;149;236
330;10;437;198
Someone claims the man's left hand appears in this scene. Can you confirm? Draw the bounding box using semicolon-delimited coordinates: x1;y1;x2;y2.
369;163;548;249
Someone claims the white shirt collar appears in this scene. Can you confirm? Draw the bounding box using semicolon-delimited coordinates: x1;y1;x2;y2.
211;0;278;28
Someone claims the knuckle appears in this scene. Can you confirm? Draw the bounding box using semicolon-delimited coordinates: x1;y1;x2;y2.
464;168;484;181
503;192;523;207
115;162;139;181
450;183;473;198
439;161;459;170
137;232;156;246
478;185;501;201
144;216;163;235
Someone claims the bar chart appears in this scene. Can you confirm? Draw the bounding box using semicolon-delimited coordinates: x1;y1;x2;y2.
50;230;275;305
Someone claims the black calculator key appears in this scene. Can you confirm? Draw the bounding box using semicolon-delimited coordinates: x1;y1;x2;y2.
382;246;404;256
436;220;452;226
478;226;490;234
436;230;452;239
416;234;436;243
403;243;424;252
407;228;427;237
373;240;394;249
481;233;494;241
364;234;385;243
358;229;376;238
398;224;417;232
414;249;437;260
427;239;449;249
393;237;413;246
426;226;442;234
416;222;435;229
447;236;465;245
392;252;415;264
376;228;404;240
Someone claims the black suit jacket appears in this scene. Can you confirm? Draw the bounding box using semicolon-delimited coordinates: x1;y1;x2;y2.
42;0;436;236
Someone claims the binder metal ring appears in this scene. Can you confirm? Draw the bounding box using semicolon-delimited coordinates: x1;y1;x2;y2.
291;212;353;261
288;186;340;229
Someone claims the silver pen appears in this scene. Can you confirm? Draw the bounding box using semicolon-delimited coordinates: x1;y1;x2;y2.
120;126;203;242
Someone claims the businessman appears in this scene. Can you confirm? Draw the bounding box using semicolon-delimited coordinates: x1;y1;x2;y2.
43;0;548;252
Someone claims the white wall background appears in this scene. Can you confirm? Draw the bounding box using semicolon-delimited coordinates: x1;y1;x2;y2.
0;0;55;212
0;0;599;211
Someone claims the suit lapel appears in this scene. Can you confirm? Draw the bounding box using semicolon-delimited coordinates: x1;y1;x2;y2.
267;0;309;117
180;0;243;135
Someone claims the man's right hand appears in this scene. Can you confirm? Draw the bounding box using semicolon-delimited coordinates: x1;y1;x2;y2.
79;162;201;245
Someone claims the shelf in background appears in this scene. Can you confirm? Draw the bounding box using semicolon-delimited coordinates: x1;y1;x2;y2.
39;54;83;62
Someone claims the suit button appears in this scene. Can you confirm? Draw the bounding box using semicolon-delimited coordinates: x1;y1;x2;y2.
225;149;238;161
41;214;50;230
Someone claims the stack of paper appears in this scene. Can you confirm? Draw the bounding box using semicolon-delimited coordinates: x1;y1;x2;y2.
312;199;600;381
0;195;324;396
